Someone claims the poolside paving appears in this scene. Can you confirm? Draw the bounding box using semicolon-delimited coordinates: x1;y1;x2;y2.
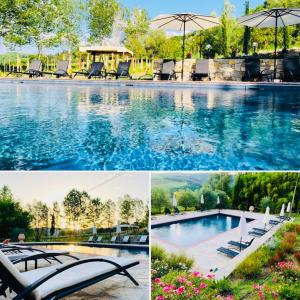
152;209;287;279
1;250;149;300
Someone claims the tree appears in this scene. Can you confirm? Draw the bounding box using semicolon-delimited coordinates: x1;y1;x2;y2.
177;190;197;211
56;0;83;65
199;187;218;210
52;201;61;229
63;189;88;230
87;0;122;43
221;0;231;57
231;173;300;212
50;213;55;236
0;0;33;38
0;186;31;239
260;196;274;213
133;199;145;224
207;174;232;195
151;187;171;214
86;197;103;227
29;201;49;240
123;8;150;58
242;1;251;54
103;199;116;228
3;0;63;55
119;194;135;224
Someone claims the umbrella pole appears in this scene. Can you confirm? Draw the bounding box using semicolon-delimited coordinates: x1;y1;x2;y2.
290;173;299;218
274;13;278;80
181;21;186;81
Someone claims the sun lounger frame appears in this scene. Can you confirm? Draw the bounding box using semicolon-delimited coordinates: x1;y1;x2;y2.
0;258;139;300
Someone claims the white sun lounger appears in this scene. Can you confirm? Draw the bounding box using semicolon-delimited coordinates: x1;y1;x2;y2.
0;251;139;300
1;246;79;271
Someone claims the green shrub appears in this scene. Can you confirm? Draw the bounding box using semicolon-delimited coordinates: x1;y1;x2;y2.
152;259;171;278
151;245;167;261
211;279;234;296
279;284;300;300
167;253;194;270
234;247;269;279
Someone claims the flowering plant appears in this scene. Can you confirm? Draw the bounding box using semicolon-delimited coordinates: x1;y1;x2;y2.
152;271;233;300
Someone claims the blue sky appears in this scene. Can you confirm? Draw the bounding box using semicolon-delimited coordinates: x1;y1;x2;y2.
122;0;264;17
0;0;264;54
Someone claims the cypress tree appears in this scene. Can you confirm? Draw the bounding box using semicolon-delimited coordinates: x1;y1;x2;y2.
243;1;251;54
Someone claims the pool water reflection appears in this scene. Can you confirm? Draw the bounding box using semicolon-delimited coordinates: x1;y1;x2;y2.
152;214;252;247
42;245;148;260
1;83;300;170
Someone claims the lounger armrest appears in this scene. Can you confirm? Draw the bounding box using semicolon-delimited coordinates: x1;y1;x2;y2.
14;258;139;299
1;246;36;253
12;252;77;265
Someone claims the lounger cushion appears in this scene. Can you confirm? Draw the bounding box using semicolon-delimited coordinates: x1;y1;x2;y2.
22;256;138;300
0;251;30;287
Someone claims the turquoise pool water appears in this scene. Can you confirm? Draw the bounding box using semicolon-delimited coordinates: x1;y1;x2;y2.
41;245;148;260
152;214;252;247
0;82;300;170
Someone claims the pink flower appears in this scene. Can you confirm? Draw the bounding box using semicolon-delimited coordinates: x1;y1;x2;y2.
193;271;200;277
194;287;200;294
253;284;263;291
187;281;192;286
273;277;277;283
225;295;234;300
155;296;164;300
178;276;186;283
175;286;185;295
200;282;207;289
207;273;215;279
154;278;161;283
159;282;166;287
163;286;172;293
258;290;265;300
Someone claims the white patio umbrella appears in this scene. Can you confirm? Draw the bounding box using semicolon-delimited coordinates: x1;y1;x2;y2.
116;221;122;234
151;13;220;80
280;203;285;217
92;224;97;235
286;202;291;213
217;196;220;205
239;212;248;249
238;8;300;78
263;206;270;229
172;193;178;207
201;194;205;204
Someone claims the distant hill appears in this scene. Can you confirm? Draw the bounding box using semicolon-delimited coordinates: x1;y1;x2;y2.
151;173;209;194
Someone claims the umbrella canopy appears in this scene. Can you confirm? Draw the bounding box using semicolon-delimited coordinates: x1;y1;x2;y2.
280;203;285;217
239;212;248;242
217;196;220;205
263;206;270;227
201;194;205;204
92;224;97;235
172;193;178;207
116;221;122;234
151;13;220;80
238;8;300;78
286;202;291;213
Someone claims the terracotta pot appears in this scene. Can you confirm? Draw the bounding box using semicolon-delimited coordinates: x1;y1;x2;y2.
18;233;25;242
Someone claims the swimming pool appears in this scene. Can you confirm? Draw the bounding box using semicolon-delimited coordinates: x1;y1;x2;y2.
41;244;149;260
151;214;253;247
1;81;300;170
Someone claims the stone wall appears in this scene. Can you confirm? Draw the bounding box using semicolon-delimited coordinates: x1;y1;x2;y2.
154;58;284;81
